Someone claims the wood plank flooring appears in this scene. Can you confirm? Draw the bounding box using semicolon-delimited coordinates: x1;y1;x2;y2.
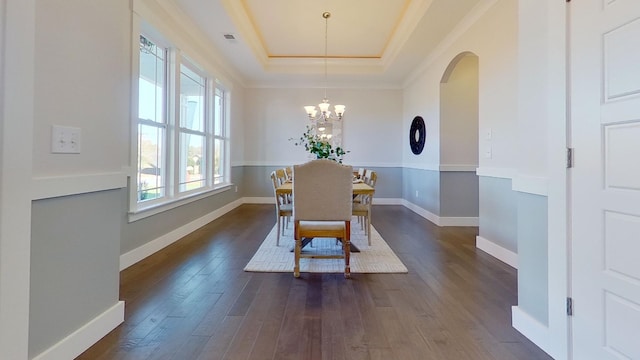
77;204;552;360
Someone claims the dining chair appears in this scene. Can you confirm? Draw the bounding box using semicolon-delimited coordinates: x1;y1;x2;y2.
270;171;292;246
293;159;353;278
275;168;291;203
353;171;376;245
275;168;288;186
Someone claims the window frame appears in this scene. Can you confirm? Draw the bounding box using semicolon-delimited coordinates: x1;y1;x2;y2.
129;24;232;222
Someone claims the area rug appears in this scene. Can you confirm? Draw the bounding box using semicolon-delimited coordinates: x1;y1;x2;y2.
244;219;408;274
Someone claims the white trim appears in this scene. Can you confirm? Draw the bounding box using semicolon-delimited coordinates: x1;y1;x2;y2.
120;196;472;271
439;217;479;226
401;199;478;227
120;199;243;270
402;164;439;172
476;235;518;268
32;172;127;200
512;306;554;358
475;167;516;179
128;184;233;222
243;197;405;206
33;301;125;360
372;198;404;205
239;161;402;168
402;200;440;225
512;174;549;196
242;197;275;204
439;164;478;172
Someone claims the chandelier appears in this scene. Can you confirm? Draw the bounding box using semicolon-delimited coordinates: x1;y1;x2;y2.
304;12;345;122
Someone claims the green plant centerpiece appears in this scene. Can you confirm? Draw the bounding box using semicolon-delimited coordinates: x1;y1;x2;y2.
291;125;349;163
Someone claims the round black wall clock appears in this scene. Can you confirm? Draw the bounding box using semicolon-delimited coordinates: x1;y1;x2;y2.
409;116;426;155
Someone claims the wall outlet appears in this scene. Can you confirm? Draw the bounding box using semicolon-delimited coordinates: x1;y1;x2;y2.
235;186;238;192
51;125;81;154
415;190;419;197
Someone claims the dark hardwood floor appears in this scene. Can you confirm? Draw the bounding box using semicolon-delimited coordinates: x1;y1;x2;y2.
78;204;552;360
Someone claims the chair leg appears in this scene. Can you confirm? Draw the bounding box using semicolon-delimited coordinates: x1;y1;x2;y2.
281;215;286;234
367;213;371;246
277;215;282;246
344;222;351;279
294;237;301;278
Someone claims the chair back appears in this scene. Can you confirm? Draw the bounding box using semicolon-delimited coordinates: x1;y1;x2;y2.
366;171;377;187
270;171;286;206
293;159;353;221
275;168;288;186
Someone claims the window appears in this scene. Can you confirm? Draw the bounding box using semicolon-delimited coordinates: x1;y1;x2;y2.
137;35;167;202
133;32;230;216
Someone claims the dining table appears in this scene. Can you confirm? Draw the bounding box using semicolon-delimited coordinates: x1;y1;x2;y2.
275;180;375;253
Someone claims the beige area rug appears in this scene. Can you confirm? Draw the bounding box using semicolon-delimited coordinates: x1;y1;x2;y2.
244;218;408;274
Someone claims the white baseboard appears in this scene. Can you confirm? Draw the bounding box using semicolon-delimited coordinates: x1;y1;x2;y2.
120;199;244;270
512;306;553;358
242;197;275;204
33;301;125;360
372;198;404;205
120;197;476;271
439;216;479;226
476;235;518;268
242;197;405;206
402;200;441;225
402;200;478;227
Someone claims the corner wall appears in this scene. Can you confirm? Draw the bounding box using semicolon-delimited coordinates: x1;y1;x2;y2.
0;0;35;358
402;0;566;357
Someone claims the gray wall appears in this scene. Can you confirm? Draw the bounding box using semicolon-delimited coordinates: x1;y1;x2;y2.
517;192;549;325
403;167;440;215
403;168;479;219
440;171;479;217
478;176;517;252
242;165;403;200
30;190;122;357
121;167;244;254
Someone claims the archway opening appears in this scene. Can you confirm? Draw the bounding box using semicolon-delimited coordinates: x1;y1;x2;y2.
439;52;479;219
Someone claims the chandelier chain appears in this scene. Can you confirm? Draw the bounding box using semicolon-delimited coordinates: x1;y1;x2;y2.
323;12;329;100
303;11;345;122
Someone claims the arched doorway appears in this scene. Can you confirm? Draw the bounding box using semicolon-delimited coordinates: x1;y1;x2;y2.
438;52;479;222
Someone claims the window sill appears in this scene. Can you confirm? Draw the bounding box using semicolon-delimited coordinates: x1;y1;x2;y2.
128;183;233;223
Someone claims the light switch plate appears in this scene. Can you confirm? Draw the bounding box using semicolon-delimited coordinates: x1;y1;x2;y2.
51;125;81;154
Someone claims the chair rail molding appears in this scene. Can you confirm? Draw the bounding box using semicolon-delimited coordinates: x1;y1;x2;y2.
32;172;127;200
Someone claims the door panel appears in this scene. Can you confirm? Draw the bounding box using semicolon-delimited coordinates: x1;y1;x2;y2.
571;0;640;359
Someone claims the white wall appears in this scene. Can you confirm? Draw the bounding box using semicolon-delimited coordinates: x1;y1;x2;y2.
403;0;518;173
440;55;479;166
243;87;403;167
32;0;131;177
517;0;550;180
0;0;35;358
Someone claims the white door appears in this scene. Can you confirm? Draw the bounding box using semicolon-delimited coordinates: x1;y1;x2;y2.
571;0;640;359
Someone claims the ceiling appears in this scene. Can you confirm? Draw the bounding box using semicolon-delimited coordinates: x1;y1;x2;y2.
172;0;484;88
